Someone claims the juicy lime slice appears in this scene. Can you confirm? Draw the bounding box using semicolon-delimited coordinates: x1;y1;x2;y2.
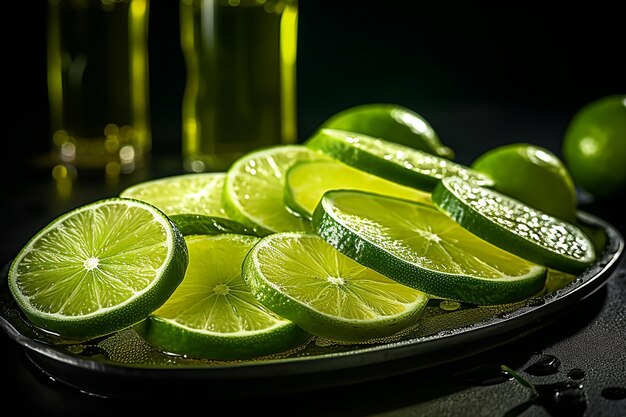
318;103;455;159
8;198;189;339
136;234;310;360
285;159;433;219
242;232;429;342
432;176;596;274
305;128;493;192
169;214;257;237
223;145;327;235
120;172;229;217
312;190;547;305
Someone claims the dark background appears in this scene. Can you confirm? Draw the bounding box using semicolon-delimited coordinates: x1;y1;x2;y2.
3;1;625;170
1;3;625;416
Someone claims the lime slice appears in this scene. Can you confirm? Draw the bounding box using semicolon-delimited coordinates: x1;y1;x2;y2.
168;214;257;237
242;232;430;342
120;172;228;217
223;145;326;235
136;234;310;360
312;190;547;305
285;159;433;219
432;176;596;274
305;128;493;192
318;103;455;159
8;198;189;339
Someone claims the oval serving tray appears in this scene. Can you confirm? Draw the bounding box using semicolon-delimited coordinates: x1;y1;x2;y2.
0;211;623;400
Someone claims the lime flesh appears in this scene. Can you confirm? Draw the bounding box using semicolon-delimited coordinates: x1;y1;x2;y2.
285;159;433;219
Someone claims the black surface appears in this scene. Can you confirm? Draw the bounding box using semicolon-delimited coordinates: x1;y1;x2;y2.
2;1;626;416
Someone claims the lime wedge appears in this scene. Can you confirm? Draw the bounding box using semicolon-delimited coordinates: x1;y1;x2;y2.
242;232;430;342
8;198;189;339
305;129;493;191
432;176;596;274
312;190;547;305
285;159;433;219
318;103;455;159
223;145;327;235
120;172;228;218
136;234;310;360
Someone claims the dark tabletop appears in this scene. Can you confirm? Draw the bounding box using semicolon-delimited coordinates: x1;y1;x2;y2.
2;2;625;416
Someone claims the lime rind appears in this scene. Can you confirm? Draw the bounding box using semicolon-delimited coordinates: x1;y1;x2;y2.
120;172;229;217
223;145;326;235
312;190;547;306
432;176;596;274
242;232;430;343
284;159;433;219
169;214;258;237
137;234;310;360
8;198;189;339
305;128;493;192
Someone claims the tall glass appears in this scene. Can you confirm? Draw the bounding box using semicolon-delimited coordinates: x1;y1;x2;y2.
180;0;298;172
47;0;151;184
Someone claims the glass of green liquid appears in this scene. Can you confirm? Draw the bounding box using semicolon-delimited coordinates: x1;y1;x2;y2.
47;0;151;185
180;0;298;172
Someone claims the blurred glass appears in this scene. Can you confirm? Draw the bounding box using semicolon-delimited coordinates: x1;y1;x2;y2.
180;0;298;172
47;0;151;186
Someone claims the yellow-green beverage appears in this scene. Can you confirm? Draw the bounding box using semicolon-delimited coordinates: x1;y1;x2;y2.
47;0;151;177
180;0;298;172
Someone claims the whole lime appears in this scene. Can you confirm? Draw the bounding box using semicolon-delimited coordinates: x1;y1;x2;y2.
562;95;626;199
471;143;578;223
318;103;455;159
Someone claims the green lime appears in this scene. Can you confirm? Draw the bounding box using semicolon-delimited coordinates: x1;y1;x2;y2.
8;198;189;340
242;232;429;342
312;190;547;306
136;234;310;360
305;129;493;192
285;159;433;219
120;172;229;218
318;103;455;159
168;214;257;237
223;145;327;235
562;94;626;199
432;176;596;274
471;143;578;223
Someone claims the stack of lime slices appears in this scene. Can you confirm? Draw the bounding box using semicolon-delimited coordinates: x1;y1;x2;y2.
8;104;600;360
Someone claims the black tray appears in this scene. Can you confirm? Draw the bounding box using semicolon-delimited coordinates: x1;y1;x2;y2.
1;211;623;400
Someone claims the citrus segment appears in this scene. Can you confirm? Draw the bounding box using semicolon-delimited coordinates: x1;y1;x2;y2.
8;198;189;339
305;129;493;192
169;214;257;237
136;234;310;360
432;176;596;274
285;159;433;219
242;232;429;342
120;172;229;218
223;145;327;235
312;190;547;305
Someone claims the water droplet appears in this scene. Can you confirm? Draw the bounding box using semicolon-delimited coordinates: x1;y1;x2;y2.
601;386;626;400
524;354;561;376
567;368;586;380
439;300;461;311
535;380;587;417
450;363;512;386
